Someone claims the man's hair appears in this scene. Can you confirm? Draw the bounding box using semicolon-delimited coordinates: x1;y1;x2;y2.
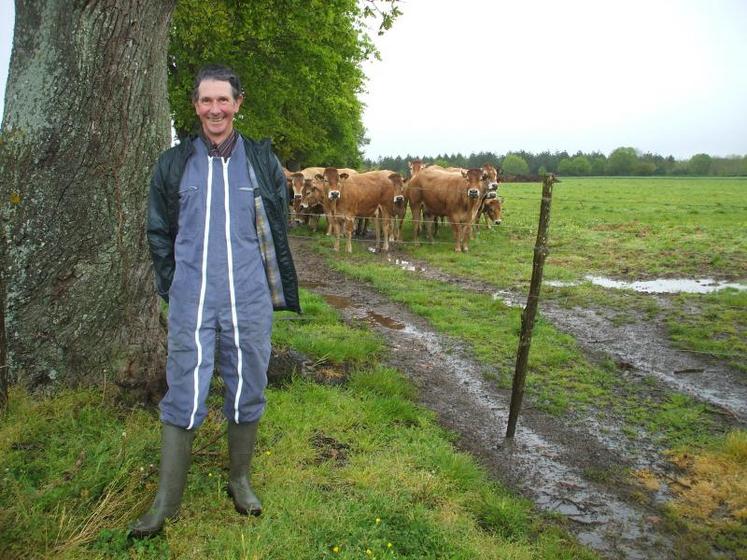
191;64;243;102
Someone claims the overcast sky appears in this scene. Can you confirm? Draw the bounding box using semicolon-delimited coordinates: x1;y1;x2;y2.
2;1;746;160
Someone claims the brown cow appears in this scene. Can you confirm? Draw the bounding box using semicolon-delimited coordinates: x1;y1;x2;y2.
289;172;306;223
310;167;345;237
405;160;427;238
480;191;503;228
298;167;325;199
290;167;325;227
481;164;501;191
295;177;325;231
317;168;396;253
304;167;358;235
472;164;503;235
409;167;485;252
387;172;407;242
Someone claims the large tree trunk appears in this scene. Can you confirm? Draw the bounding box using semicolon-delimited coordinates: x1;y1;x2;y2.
0;0;176;400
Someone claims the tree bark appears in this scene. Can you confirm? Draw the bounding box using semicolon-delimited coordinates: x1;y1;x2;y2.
0;265;7;412
0;0;176;400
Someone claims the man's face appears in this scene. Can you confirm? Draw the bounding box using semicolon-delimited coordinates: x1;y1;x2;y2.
193;79;243;144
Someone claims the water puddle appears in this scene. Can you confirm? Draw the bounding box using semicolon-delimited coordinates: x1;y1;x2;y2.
545;277;746;294
546;280;580;288
386;256;426;272
491;291;523;307
322;294;355;310
585;276;746;294
365;311;405;330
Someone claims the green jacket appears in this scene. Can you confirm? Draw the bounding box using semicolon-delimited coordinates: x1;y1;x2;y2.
146;134;300;313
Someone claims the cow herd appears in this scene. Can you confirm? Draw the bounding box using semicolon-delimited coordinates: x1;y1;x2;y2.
284;160;504;253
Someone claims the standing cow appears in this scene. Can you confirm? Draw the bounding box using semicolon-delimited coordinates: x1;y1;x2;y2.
405;159;427;238
316;168;397;253
473;164;504;235
388;172;407;242
409;167;486;252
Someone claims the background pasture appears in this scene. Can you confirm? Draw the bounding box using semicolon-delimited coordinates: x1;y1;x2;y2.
296;175;747;556
347;176;747;371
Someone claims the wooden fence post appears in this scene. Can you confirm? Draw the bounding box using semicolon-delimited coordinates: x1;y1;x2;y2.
506;174;560;438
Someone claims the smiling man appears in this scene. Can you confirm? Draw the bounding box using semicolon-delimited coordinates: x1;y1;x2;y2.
130;64;300;537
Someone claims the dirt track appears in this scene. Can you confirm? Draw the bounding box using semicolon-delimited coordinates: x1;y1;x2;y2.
289;237;744;560
379;249;747;422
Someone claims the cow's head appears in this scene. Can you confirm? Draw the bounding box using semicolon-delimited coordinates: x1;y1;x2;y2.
481;163;501;192
290;172;305;200
320;167;342;200
483;191;503;225
297;178;315;210
408;159;425;178
389;172;405;205
461;168;483;199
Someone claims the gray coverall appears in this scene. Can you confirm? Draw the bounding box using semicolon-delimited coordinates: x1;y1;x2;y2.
160;137;273;430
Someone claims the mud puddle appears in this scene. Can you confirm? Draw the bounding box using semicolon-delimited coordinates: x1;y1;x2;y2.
375;249;747;422
585;276;747;294
290;239;678;559
321;293;356;310
547;277;747;294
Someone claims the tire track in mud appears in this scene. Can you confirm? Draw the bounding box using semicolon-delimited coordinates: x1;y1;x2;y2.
291;239;677;560
380;249;747;423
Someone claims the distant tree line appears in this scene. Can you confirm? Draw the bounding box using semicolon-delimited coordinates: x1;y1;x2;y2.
364;147;747;177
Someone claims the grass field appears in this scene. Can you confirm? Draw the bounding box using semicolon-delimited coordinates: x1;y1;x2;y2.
318;176;747;371
0;290;597;559
1;177;744;558
290;176;747;557
300;176;746;443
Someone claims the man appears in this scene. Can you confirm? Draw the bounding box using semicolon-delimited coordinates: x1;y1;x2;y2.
130;64;300;538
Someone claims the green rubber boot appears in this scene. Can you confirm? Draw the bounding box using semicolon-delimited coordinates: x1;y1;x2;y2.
128;423;195;538
226;421;262;516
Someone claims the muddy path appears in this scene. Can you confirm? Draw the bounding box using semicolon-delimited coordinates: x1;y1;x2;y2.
290;238;685;560
378;248;747;423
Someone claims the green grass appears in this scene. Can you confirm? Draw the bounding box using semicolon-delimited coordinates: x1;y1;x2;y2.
400;177;746;282
273;289;383;364
666;288;747;373
0;290;597;560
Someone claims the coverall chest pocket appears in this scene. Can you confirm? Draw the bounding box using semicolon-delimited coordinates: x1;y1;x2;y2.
177;185;203;242
234;185;258;241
